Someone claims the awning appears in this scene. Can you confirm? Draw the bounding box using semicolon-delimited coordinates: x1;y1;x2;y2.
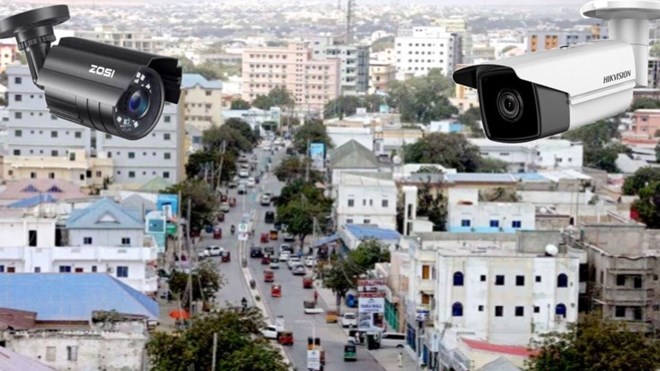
313;233;340;247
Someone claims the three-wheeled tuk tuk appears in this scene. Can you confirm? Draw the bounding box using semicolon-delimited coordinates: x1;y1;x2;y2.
269;230;279;240
303;277;313;289
260;232;269;243
278;331;293;346
221;251;230;263
271;284;282;297
217;212;225;222
326;310;339;323
213;227;222;239
261;254;271;265
264;270;274;283
228;198;237;207
343;343;357;362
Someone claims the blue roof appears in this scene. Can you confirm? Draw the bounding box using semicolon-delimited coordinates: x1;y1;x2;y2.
8;194;56;208
512;173;549;181
66;198;143;230
181;74;222;89
0;274;158;321
314;233;341;247
345;224;401;241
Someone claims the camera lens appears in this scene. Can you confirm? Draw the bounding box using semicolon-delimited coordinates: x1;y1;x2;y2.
497;89;523;122
126;88;150;119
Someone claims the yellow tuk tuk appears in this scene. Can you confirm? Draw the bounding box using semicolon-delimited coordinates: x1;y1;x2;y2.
326;310;338;323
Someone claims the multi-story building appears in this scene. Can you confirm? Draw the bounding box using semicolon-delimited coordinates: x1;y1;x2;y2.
241;42;341;113
470;138;584;172
630;109;660;138
309;36;370;95
401;230;584;369
369;61;395;94
648;57;660;88
75;25;165;53
526;26;607;53
0;198;158;293
0;43;17;71
335;172;397;230
181;73;224;130
568;224;660;333
96;103;184;186
394;27;460;80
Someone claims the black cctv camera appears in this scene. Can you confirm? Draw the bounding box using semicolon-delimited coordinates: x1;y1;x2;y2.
0;5;182;140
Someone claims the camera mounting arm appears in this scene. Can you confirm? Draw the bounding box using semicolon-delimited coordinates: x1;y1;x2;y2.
582;0;660;87
0;5;70;88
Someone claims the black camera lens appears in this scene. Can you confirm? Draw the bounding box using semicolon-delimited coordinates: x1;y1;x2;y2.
497;89;523;122
127;88;150;119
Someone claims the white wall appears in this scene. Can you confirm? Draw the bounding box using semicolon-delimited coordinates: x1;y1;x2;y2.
0;218;56;248
394;27;456;79
448;203;536;231
69;229;144;247
326;127;373;151
335;182;397;230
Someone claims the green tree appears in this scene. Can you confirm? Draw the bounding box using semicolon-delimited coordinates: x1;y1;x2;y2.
230;99;251;110
251;95;272;110
225;118;259;144
165;180;216;232
168;260;224;309
147;308;288;371
631;181;660;228
293;119;334;154
277;194;331;249
526;312;660;371
458;106;485;137
630;97;660;110
203;125;253;156
273;156;322;183
416;181;447;231
562;121;623;172
403;133;482;172
185;150;237;182
651;42;660;58
371;35;394;52
324;95;361;119
388;68;457;123
275;179;325;207
655;142;660;162
622;167;660;195
252;86;295;110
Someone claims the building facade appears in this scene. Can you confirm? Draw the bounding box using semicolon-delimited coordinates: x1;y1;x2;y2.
526;26;607;52
241;42;341;112
469;138;584;172
630;109;660;138
335;172;397;230
369;61;395;94
181;74;224;130
75;25;165;53
394;27;460;80
0;43;17;72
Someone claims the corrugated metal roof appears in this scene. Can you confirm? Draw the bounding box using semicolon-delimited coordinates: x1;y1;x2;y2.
181;74;222;89
0;274;158;321
330;140;380;169
0;346;55;371
7;194;56;208
445;173;516;183
66;198;143;230
345;224;401;240
478;357;521;371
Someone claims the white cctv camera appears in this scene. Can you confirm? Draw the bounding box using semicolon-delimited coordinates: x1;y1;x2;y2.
452;0;660;143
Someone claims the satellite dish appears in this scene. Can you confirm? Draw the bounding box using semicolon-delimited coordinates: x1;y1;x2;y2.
545;244;559;256
393;155;401;165
539;207;548;214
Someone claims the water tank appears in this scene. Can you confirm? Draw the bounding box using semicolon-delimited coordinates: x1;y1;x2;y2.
545;244;559;256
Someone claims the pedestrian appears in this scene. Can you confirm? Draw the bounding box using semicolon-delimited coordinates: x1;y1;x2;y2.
313;289;318;305
354;331;360;345
398;352;403;368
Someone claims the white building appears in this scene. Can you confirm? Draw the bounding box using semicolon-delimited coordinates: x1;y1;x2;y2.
335;172;397;230
394;27;460;80
446;188;536;233
309;35;370;95
329;139;382;187
326;126;373;151
401;231;584;369
75;25;166;54
181;73;224;130
0;199;157;294
469;138;584;172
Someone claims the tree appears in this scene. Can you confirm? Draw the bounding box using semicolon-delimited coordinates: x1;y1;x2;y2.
252;86;295;110
293;119;334;154
403;133;482;172
630;97;660;110
656;142;660;162
324;95;362;119
371;35;394;52
631;181;660;228
277;195;331;249
203;125;253;156
185;150;237;182
388;68;457;123
165;180;216;232
230;99;251;110
416;180;447;231
225;118;259;144
175;56;240;81
273;156;322;183
476;157;509;173
562;121;623;172
147;308;289;371
168;260;224;309
458;106;485;137
525;312;660;371
622;167;660;195
251;95;272;110
275;179;325;207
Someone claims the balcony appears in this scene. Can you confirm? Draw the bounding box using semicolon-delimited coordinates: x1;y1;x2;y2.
600;288;655;304
418;278;434;292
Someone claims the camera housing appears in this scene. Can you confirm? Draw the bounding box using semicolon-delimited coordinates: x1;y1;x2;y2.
0;5;182;140
453;40;636;142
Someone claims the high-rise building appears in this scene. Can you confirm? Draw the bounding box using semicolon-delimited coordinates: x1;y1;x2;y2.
394;27;460;80
241;42;341;113
75;25;165;54
526;27;608;53
181;74;224;131
309;36;370;95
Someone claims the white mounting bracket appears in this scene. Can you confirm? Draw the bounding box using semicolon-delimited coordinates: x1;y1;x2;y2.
582;0;660;87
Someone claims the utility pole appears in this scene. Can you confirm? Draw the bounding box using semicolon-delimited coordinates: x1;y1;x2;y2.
211;332;218;371
215;140;227;191
346;0;355;44
305;138;311;183
186;198;193;318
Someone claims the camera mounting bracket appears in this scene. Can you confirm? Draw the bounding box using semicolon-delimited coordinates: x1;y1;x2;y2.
0;5;70;87
582;0;660;87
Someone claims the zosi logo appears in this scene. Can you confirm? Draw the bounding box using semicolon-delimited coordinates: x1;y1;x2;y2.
603;70;631;84
89;64;116;78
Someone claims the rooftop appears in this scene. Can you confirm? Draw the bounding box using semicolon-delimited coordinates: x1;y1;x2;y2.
345;224;401;241
330;139;380;169
66;198;143;230
340;172;395;187
445;173;517;183
461;338;536;358
181;73;223;89
0;179;87;202
0;274;158;322
0;346;55;371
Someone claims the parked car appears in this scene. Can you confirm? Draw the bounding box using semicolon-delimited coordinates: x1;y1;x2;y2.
261;325;278;340
228;180;238;188
287;257;301;269
219;202;230;212
280;244;294;254
282;233;295;242
341;312;357;328
305;257;316;268
247;177;256;187
270;261;280;270
239;169;249;178
279;252;291;262
265;211;275;224
292;264;306;275
205;245;224;256
250;247;263;258
238;184;247;195
260;193;271;206
264;246;275;256
380;332;407;348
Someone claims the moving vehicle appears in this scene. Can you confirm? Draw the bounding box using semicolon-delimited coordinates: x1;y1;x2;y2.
270;229;279;240
228;180;238;188
219;202;230;213
250;247;263;258
280;244;293;254
247;177;256;187
228;198;237;207
239;169;249;178
260;193;271;206
326;310;339;323
270;260;280;270
303;301;324;314
279;252;290;262
380;332;407;348
205;246;223;256
261;325;278;340
261;255;271;265
212;228;222;239
221;251;231;263
282;232;295;242
341;312;357;328
343;344;357;362
273;221;282;230
303;277;313;289
237;184;247;195
216;212;225;222
264;270;274;283
292;264;306;275
305;257;316;268
264;246;275;255
287;257;301;269
278;331;294;346
271;284;282;297
260;232;269;243
265;211;275;224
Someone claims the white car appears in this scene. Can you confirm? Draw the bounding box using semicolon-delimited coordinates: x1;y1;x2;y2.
341;312;357;328
278;252;290;262
219;202;230;212
260;194;271;205
292;264;306;275
247;177;256;187
239;169;249;178
205;246;224;256
280;244;293;254
305;257;316;268
287;257;301;269
282;233;295;242
261;325;278;340
270;261;280;270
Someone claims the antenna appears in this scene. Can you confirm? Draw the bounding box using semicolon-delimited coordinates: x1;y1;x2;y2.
346;0;355;44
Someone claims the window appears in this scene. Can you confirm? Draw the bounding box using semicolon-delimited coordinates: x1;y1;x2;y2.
74;267;84;273
512;220;522;228
633;276;642;288
28;230;37;247
346;218;354;224
363;218;371;224
46;346;56;362
15;94;22;101
164;133;171;140
348;199;354;207
30;172;36;179
555;303;567;318
461;219;471;227
382;199;389;208
535;275;542;283
534;306;540;313
48;172;55;179
478;305;484;312
128;152;135;159
83;237;92;245
557;273;568;288
91;266;97;273
75;131;82;138
129;171;136;178
121;237;130;245
490;220;499;227
51;150;58;157
13;149;20;156
480;275;486;282
616;275;626;286
615;306;626;318
163;171;170;179
34;267;41;273
14;77;22;84
453;271;464;286
67;346;78;361
0;265;3;272
15;130;22;137
164;152;171;160
15;112;21;119
59;265;71;273
516;275;525;286
515;306;524;317
117;266;129;278
495;275;505;286
495;306;503;317
452;302;463;317
51;131;58;138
